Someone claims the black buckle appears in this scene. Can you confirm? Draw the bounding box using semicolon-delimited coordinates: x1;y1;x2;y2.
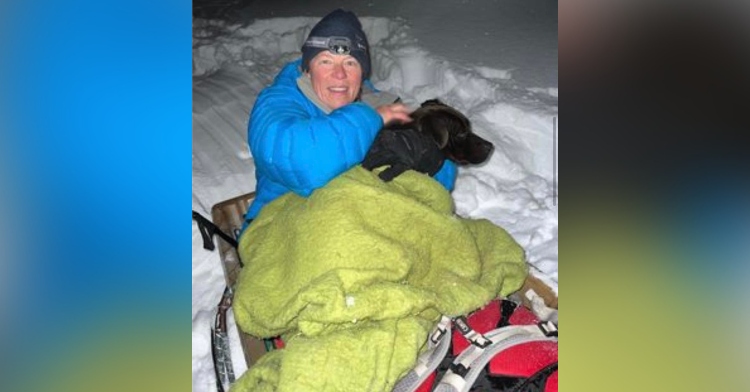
538;321;558;337
450;363;470;378
430;325;446;344
453;316;492;348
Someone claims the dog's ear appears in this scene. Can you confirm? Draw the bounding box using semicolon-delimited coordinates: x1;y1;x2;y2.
416;115;450;149
420;99;444;108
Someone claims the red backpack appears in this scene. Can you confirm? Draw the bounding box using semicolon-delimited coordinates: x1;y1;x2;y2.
395;299;558;392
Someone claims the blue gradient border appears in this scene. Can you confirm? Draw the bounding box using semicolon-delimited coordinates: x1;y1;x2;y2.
1;1;189;391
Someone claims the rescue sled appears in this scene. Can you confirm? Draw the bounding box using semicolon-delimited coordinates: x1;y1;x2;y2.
199;191;558;392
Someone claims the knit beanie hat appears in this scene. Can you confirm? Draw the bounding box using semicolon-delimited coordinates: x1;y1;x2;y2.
301;9;371;80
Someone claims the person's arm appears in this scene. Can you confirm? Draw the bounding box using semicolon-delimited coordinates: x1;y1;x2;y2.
249;88;383;196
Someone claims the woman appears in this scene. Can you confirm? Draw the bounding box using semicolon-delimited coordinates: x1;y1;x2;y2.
244;9;457;224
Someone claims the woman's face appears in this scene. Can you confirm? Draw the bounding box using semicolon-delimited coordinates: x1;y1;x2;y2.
307;51;363;110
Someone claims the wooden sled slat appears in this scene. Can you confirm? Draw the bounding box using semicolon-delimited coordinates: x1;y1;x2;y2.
519;273;558;310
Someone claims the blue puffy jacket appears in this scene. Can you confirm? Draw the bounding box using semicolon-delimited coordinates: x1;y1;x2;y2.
244;59;457;222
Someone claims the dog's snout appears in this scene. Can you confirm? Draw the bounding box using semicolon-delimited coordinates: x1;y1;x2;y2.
466;134;494;164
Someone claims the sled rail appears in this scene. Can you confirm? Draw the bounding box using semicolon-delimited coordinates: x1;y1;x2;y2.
210;192;268;368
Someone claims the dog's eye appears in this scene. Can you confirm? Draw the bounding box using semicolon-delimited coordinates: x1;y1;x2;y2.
453;131;468;140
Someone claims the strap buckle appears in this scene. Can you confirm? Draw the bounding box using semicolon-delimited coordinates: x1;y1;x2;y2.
430;316;451;344
453;316;492;348
538;320;558;337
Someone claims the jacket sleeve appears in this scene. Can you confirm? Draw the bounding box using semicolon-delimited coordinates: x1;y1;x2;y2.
433;159;457;192
249;87;383;197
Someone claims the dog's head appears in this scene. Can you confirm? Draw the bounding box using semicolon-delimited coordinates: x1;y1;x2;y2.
412;99;494;165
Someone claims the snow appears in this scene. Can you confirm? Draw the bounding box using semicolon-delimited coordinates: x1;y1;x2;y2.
192;2;557;391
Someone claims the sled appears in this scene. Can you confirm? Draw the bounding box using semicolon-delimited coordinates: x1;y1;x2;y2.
206;191;558;391
209;191;269;369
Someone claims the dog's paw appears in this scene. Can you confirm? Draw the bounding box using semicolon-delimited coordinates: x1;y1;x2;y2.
378;164;407;182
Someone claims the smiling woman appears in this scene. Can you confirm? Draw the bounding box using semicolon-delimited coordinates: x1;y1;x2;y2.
242;8;457;226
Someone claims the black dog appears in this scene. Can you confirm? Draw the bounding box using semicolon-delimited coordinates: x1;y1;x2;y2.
362;99;494;182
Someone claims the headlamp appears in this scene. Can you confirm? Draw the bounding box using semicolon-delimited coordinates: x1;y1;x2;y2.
303;36;366;56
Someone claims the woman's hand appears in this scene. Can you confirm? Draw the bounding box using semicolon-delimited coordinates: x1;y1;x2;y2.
376;103;413;126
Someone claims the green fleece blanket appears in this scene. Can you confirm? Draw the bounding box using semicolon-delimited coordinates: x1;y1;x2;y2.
231;166;527;392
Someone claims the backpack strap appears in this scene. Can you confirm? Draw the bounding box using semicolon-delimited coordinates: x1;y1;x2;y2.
434;324;558;392
498;299;519;327
392;316;452;392
192;210;239;250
